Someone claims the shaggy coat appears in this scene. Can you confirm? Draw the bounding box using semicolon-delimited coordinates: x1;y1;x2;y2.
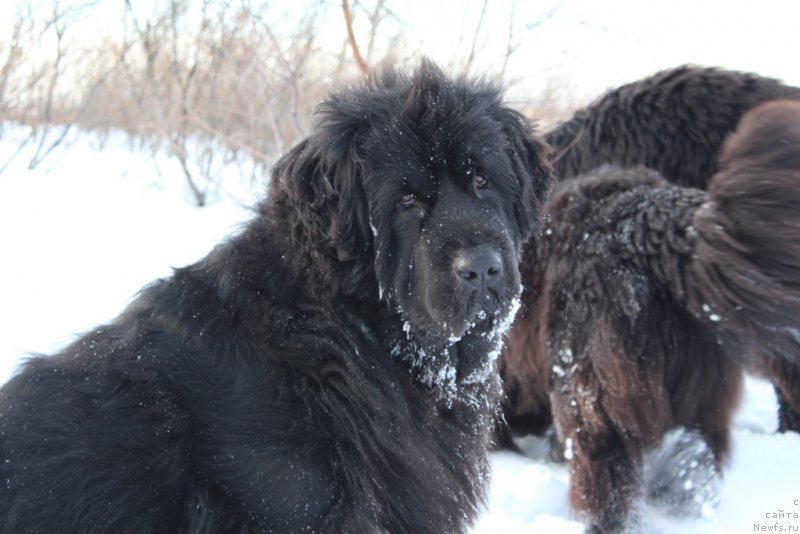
501;66;800;440
516;100;800;533
0;62;551;533
547;65;800;187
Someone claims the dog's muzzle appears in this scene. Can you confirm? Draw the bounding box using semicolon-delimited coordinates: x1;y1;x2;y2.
453;245;505;301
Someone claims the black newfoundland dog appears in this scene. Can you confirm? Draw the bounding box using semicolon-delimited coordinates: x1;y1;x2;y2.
502;66;800;440
501;67;800;533
0;61;551;533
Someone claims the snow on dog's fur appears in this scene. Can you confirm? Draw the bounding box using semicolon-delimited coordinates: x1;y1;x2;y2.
0;61;551;533
504;99;800;533
501;67;800;444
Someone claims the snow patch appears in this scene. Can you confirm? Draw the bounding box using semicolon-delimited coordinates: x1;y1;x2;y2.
2;131;798;534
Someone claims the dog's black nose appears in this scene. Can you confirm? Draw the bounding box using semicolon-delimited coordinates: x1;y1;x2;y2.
454;246;504;291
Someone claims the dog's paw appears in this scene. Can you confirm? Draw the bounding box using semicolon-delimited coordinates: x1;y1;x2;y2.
643;427;720;519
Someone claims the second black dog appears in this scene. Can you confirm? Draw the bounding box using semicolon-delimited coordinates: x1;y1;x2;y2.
516;100;800;532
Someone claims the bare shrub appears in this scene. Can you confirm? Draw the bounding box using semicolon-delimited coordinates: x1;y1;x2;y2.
0;1;104;171
86;0;331;205
0;0;334;204
0;0;572;206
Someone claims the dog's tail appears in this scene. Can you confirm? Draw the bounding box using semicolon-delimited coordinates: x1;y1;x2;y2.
656;100;800;430
680;100;800;362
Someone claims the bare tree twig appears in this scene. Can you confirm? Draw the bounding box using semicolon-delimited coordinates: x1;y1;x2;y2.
499;0;517;83
526;1;562;31
364;0;386;65
463;0;489;75
341;0;368;76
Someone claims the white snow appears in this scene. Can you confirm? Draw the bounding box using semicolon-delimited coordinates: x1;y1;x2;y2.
1;132;799;533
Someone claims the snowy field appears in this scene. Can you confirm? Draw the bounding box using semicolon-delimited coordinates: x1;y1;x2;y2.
1;132;799;533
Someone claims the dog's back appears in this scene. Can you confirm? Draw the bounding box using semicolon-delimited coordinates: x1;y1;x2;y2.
546;66;800;188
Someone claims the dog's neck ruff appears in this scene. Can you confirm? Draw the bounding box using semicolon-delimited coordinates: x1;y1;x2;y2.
384;296;521;409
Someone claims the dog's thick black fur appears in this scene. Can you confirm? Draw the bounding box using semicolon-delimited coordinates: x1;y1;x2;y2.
501;66;800;441
0;61;551;533
507;101;800;533
547;65;800;187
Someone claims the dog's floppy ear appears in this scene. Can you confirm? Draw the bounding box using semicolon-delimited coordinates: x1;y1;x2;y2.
496;107;554;238
268;104;374;295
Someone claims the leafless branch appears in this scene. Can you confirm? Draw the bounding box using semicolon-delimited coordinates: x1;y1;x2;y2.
463;0;489;75
342;0;369;75
499;0;517;82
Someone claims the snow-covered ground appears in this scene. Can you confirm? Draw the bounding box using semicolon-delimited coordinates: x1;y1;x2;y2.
1;132;799;533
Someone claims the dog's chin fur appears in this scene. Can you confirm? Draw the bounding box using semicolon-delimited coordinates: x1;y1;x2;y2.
401;276;522;344
0;60;551;533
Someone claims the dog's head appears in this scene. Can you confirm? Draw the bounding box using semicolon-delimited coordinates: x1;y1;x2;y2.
269;60;551;341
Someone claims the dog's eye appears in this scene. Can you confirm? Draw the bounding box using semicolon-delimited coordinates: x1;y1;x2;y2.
474;175;489;190
399;193;417;208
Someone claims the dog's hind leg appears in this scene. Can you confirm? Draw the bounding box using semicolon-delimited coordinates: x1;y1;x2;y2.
666;316;743;470
546;269;674;533
682;100;800;435
563;421;643;534
777;390;800;432
759;355;800;432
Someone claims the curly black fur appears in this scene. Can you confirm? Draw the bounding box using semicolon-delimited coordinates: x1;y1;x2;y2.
0;61;551;533
501;67;800;442
547;65;800;187
517;100;800;533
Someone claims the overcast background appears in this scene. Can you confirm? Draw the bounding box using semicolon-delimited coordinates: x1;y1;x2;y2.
2;2;800;532
4;0;800;105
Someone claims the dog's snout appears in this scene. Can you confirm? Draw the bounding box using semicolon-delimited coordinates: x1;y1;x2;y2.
454;246;504;291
